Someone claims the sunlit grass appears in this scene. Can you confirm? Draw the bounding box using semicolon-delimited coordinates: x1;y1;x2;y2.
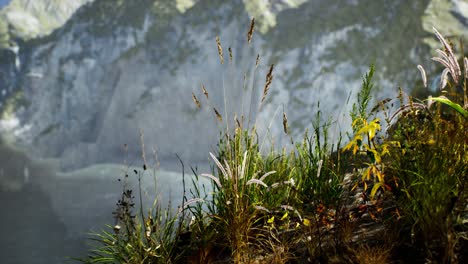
80;23;467;263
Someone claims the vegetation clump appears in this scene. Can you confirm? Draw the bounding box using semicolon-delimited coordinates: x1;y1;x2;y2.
80;21;467;263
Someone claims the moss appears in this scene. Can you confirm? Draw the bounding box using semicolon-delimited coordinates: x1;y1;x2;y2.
1;0;92;41
0;18;10;48
0;89;29;120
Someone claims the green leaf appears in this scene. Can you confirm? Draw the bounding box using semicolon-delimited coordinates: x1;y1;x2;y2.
370;182;384;199
430;96;468;118
267;216;275;224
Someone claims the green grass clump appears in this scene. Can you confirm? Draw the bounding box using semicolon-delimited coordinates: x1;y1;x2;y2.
388;111;467;262
78;168;188;264
80;23;467;263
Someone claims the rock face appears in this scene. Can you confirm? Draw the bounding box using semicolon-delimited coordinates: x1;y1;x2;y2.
0;0;435;171
0;0;94;48
0;1;466;263
422;0;468;50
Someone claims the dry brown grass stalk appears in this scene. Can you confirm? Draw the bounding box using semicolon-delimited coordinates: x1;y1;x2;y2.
261;64;275;103
282;111;289;134
417;64;427;88
139;129;148;170
192;92;201;109
216;36;224;64
228;47;233;63
214;107;223;122
465;57;468;109
201;84;209;100
247;18;255;44
464;57;468;79
352;243;392;264
235;114;242;129
432;27;462;84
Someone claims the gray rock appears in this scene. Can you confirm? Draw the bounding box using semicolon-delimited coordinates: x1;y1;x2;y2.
1;0;433;171
422;0;468;51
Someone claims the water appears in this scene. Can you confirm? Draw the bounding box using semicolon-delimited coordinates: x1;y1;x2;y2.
0;0;463;262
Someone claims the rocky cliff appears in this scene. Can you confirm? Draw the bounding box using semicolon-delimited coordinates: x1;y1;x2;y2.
422;0;468;50
0;0;452;170
0;0;93;47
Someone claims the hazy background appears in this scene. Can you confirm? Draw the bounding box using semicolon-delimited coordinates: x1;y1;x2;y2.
0;0;466;263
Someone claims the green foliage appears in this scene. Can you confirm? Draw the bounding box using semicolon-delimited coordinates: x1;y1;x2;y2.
430;96;468;118
78;170;187;264
344;66;398;200
0;89;29;120
296;110;344;206
387;110;467;262
192;127;296;262
351;64;375;132
82;26;468;263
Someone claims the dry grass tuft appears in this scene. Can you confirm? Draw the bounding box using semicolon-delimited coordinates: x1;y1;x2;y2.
265;245;290;264
351;243;393;264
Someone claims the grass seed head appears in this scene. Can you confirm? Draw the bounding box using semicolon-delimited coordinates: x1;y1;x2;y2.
283;111;289;134
417;64;427;88
216;36;224;64
214;107;223;122
247;18;255;44
201;84;209;99
261;64;275;103
192;92;201;108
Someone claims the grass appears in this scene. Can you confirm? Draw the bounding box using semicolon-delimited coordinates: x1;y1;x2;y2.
80;22;468;263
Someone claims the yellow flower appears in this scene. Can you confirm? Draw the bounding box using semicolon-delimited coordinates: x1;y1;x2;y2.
267;216;275;224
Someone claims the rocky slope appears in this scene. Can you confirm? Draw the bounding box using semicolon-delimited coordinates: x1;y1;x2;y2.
0;0;93;48
0;1;466;262
422;0;468;50
0;0;438;171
